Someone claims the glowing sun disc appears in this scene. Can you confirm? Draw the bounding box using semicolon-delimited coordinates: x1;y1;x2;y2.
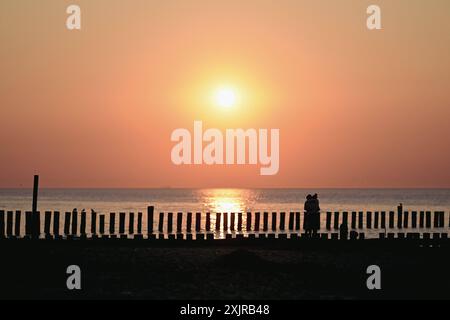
214;87;238;108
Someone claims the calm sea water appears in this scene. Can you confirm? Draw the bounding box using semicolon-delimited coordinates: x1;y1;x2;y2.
1;188;449;238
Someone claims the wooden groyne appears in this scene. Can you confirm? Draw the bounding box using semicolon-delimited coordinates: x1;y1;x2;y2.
0;206;449;242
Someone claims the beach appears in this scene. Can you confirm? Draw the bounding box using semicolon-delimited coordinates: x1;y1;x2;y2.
1;240;449;300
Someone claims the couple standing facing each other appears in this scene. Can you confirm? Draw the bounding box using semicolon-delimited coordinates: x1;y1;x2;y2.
304;193;320;236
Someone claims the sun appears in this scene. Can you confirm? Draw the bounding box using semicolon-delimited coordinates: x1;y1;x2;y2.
214;86;238;109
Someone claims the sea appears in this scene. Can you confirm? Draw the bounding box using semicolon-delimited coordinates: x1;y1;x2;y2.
1;188;449;238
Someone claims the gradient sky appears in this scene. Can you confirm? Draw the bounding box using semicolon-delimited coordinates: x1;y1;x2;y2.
1;0;449;188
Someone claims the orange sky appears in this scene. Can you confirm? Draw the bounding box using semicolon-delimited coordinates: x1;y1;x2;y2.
0;0;449;188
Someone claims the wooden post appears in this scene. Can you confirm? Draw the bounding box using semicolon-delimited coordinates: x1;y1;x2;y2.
195;212;201;232
358;211;364;229
230;213;236;231
246;212;252;231
44;211;51;235
206;212;211;232
215;212;220;231
380;211;386;229
288;212;294;230
223;212;228;231
433;211;439;228
333;212;339;230
238;212;243;231
279;212;286;231
0;210;4;238
109;212;115;235
71;211;78;235
176;212;183;233
137;212;142;234
167;212;173;233
425;211;431;228
397;204;403;229
272;212;277;231
129;212;135;234
158;212;164;233
119;212;126;234
91;211;97;235
32;175;39;214
351;212;356;229
326;212;332;230
80;211;86;235
99;215;105;234
15;210;21;237
411;211;417;228
419;211;425;228
187;212;193;232
403;211;409;229
389;211;395;228
295;212;301;230
440;211;445;228
6;211;13;237
147;206;154;235
53;211;60;236
25;211;32;236
63;212;70;235
367;211;372;229
374;211;379;229
32;211;40;238
254;212;260;231
263;212;269;231
342;212;348;226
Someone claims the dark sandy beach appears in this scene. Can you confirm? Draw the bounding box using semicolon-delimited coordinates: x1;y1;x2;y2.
1;240;449;300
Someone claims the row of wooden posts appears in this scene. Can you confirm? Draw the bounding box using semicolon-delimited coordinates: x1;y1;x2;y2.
0;206;448;239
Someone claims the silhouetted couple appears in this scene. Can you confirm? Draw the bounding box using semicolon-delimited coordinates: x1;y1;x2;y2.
304;194;320;236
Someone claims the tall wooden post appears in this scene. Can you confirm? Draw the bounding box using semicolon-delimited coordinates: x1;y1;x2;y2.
32;175;39;214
